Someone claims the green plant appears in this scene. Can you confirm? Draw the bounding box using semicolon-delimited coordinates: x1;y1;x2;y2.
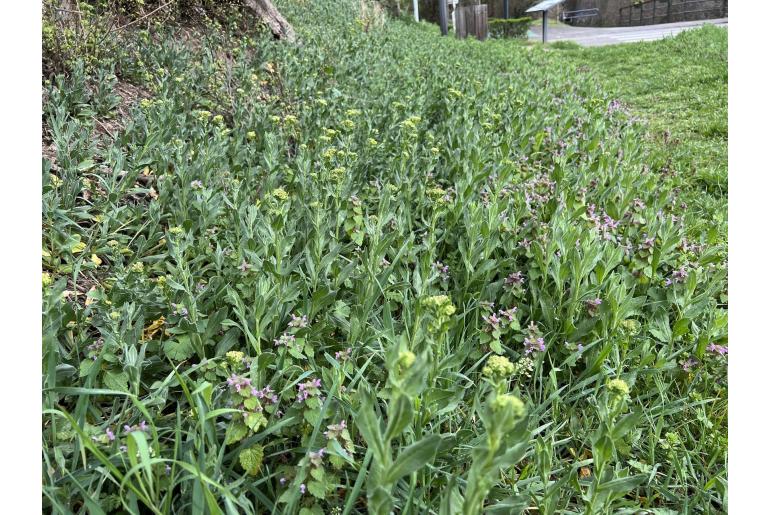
489;16;532;39
41;1;727;513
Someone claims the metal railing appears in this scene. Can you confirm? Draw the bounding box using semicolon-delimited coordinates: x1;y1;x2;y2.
619;0;727;27
561;8;600;23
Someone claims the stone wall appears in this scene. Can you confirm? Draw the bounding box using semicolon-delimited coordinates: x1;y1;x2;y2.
564;0;727;27
415;0;726;28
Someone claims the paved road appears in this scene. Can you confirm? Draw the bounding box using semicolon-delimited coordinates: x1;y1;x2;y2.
529;18;727;46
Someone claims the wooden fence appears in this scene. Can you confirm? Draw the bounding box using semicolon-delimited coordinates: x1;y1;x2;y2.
455;4;489;40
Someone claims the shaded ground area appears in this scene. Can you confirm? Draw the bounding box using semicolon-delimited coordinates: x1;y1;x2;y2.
530;17;727;46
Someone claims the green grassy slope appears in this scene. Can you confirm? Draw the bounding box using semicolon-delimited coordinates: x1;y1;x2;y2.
42;2;727;513
556;25;728;240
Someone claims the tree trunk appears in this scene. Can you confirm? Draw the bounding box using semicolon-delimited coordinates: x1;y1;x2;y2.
244;0;297;42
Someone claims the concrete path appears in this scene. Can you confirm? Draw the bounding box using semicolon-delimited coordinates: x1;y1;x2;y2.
529;18;727;46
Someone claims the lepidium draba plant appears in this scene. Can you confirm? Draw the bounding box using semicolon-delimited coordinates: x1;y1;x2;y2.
454;355;530;515
582;378;647;514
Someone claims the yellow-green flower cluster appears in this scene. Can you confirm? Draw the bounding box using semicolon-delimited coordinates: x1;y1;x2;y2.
607;378;630;398
482;355;516;381
400;115;422;130
320;128;339;143
398;350;416;369
330;167;346;182
620;319;641;336
42;272;52;287
130;262;145;274
427;187;448;205
421;295;456;318
421;294;456;334
271;188;289;202
491;394;525;419
226;351;245;366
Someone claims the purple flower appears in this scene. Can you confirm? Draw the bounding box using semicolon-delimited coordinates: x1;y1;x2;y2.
172;304;189;317
672;266;689;282
227;374;252;393
505;271;525;288
190;180;204;189
308;448;326;466
585;298;602;316
335;347;353;361
499;307;517;322
247;385;280;405
296;378;322;404
105;428;115;442
607;99;626;114
482;313;501;331
273;333;296;348
524;337;546;355
706;343;728;356
299;483;306;494
123;421;149;434
682;358;699;372
279;477;287;486
432;261;450;281
289;313;309;328
665;265;690;286
324;420;348;439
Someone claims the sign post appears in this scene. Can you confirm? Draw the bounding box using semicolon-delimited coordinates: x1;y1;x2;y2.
526;0;567;44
